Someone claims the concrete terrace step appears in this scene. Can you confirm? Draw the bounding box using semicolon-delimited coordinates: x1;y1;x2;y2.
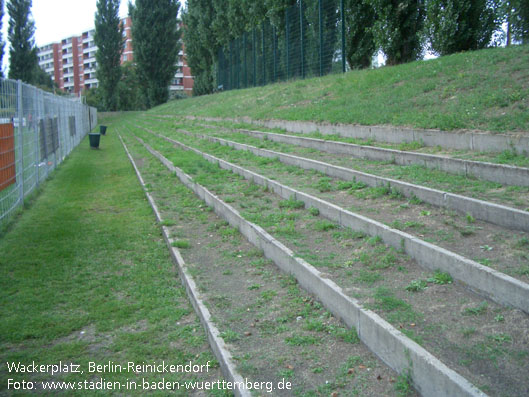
132;133;486;397
140;127;529;315
205;124;529;188
173;127;529;232
185;115;529;155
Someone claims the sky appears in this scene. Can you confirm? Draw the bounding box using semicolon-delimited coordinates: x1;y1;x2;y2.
1;0;134;74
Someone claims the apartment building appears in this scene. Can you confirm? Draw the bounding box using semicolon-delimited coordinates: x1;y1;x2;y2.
37;17;194;96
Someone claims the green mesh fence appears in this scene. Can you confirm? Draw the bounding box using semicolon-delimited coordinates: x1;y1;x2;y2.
217;0;345;91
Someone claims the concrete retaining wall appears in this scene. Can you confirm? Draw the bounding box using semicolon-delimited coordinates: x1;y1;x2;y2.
119;134;251;397
176;129;529;232
144;130;529;314
187;115;529;155
135;135;486;397
229;128;529;188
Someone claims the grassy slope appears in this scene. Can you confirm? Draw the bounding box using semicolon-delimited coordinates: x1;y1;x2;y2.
0;115;224;395
154;45;529;133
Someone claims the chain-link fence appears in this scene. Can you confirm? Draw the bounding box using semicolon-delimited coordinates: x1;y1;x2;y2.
0;78;97;225
217;0;346;90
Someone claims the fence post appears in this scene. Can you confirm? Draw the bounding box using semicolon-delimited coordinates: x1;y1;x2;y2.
341;0;346;73
319;0;323;76
229;41;233;90
34;86;39;187
262;22;266;85
286;11;290;79
16;79;24;204
273;26;277;82
235;39;240;89
300;0;305;79
253;28;256;87
244;32;248;88
217;48;220;89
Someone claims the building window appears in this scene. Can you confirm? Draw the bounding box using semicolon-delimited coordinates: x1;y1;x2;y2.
123;54;127;61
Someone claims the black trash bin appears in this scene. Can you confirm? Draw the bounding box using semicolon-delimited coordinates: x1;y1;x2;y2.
89;133;101;149
100;125;107;135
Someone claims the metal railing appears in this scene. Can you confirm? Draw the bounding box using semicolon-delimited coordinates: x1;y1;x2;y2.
217;0;346;90
0;78;97;225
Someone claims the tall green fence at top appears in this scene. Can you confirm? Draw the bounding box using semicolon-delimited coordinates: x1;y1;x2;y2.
217;0;346;91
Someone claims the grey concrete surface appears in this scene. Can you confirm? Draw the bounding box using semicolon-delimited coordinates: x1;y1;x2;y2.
144;130;529;314
178;129;529;232
187;115;529;155
135;134;486;397
229;127;529;187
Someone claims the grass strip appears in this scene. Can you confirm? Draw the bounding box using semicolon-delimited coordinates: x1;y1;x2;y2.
0;114;227;396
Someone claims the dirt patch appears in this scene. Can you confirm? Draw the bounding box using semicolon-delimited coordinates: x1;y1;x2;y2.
128;127;529;397
125;134;407;396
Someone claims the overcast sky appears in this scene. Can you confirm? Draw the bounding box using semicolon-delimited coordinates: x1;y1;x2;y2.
1;0;133;74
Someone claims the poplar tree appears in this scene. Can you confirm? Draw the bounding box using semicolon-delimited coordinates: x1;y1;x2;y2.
7;0;37;82
369;0;425;65
94;0;124;111
344;0;376;69
183;0;216;95
130;0;180;108
425;0;501;56
506;0;529;43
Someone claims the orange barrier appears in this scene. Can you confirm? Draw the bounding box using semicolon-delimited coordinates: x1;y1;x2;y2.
0;123;15;192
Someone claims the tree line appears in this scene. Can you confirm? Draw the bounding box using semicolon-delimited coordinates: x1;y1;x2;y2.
184;0;529;96
0;0;181;111
93;0;181;111
0;0;56;92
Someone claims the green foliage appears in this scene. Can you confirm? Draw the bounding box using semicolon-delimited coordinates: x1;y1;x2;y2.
0;0;4;78
117;62;144;110
303;0;340;76
183;0;217;95
425;0;501;56
405;279;427;292
172;240;191;249
31;64;54;91
395;367;413;396
220;329;240;342
313;220;337;231
369;0;426;65
94;0;124;111
344;0;376;69
427;270;453;284
84;87;104;110
7;0;37;83
309;207;320;216
278;197;305;209
285;334;320;346
463;301;488;316
504;0;529;44
130;0;181;107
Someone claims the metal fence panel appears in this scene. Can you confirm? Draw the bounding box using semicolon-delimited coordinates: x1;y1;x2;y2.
217;0;345;91
0;78;97;225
